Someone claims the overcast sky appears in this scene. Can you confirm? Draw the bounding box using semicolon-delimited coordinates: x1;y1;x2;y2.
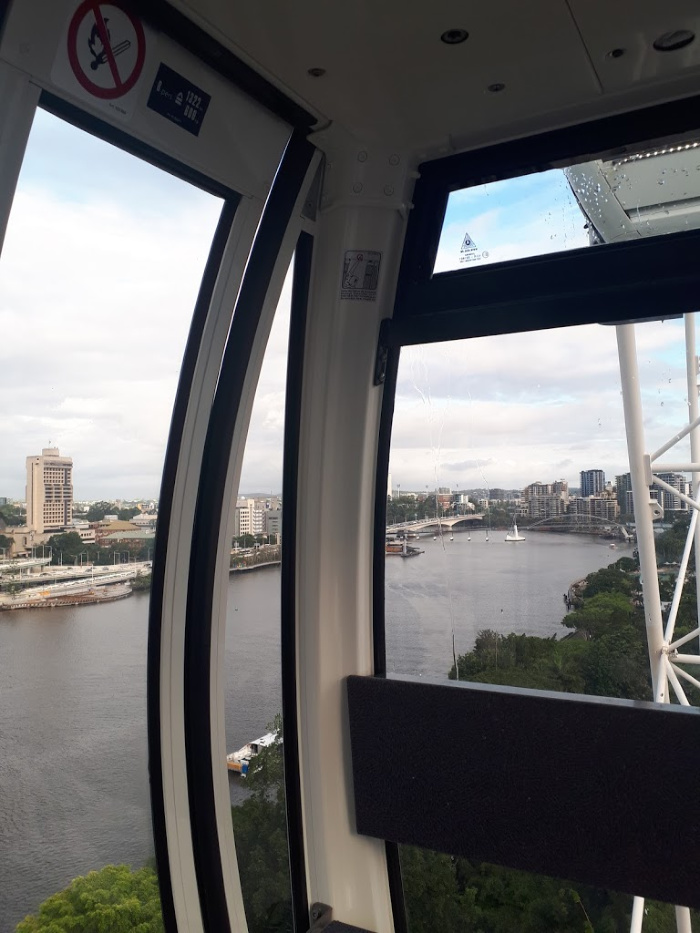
0;109;693;500
0;108;222;500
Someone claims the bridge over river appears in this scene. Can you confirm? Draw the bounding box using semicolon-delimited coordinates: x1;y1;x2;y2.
387;515;484;535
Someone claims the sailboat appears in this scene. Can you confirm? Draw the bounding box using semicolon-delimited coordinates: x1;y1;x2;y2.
505;520;526;542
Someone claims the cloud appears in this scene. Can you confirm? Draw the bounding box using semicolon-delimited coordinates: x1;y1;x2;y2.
0;111;222;500
441;459;495;472
389;318;690;491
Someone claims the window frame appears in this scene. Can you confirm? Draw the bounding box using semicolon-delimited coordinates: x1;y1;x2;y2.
370;90;700;923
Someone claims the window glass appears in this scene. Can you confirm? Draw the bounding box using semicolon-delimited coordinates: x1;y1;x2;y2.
0;108;223;930
387;314;699;926
435;140;700;273
386;316;695;704
399;846;698;933
225;265;293;932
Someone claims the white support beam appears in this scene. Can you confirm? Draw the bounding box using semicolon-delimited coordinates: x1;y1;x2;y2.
670;664;700;693
651;413;700;462
664;509;698;643
665;658;691;706
617;324;667;703
685;314;700;656
295;128;416;932
668;626;700;652
676;906;693;933
630;897;645;933
651;463;700;472
651;475;700;513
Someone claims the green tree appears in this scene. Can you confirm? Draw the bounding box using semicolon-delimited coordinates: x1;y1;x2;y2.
230;716;293;933
16;864;163;932
131;573;152;592
0;532;13;553
400;846;480;931
0;504;25;526
387;495;421;525
86;501;118;522
563;591;635;639
118;507;140;521
42;531;85;564
652;516;695;565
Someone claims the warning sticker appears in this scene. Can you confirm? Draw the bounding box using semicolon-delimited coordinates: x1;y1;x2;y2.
459;230;489;265
52;1;147;120
341;250;382;301
147;63;211;137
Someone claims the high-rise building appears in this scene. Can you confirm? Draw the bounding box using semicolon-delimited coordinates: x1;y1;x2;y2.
26;447;73;533
615;472;662;516
522;480;568;519
655;473;689;512
234;497;266;537
616;473;633;515
580;469;605;498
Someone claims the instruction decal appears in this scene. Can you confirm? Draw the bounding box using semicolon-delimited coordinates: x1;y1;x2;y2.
52;1;147;119
147;63;211;136
459;230;488;264
341;250;382;301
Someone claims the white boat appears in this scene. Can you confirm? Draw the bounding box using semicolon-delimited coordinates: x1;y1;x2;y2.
505;521;526;542
226;731;277;776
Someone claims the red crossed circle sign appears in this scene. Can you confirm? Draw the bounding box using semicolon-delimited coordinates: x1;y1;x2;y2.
67;1;145;100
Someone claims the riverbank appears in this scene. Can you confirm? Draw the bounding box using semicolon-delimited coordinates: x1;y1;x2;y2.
0;582;133;611
230;560;280;573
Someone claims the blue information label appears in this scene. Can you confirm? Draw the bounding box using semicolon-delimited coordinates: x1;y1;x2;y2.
147;63;210;137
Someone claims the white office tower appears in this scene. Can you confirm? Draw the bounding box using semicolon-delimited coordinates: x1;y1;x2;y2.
26;447;73;533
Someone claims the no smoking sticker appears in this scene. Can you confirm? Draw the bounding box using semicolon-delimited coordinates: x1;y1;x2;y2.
52;1;147;120
341;250;382;301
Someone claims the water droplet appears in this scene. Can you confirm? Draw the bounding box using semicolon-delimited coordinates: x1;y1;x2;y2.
658;179;666;185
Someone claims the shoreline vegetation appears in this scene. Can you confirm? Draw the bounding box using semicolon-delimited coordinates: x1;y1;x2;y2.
230;544;280;572
16;520;697;931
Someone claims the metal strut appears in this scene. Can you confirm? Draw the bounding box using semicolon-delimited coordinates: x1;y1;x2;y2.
617;315;700;933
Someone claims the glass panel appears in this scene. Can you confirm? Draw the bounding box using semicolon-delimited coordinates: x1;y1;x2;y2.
0;108;223;930
434;139;700;273
399;846;698;933
386;316;696;704
225;265;292;932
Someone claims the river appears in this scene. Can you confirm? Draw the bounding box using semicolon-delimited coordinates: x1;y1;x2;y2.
0;531;620;930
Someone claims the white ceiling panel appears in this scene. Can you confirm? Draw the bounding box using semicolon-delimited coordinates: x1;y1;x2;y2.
170;0;700;156
569;0;700;93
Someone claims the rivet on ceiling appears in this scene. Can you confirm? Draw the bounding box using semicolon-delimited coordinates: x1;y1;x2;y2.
440;29;469;45
307;67;326;77
487;83;506;93
606;48;626;59
653;29;695;52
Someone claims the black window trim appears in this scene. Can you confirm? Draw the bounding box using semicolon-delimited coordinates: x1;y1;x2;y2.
183;130;316;933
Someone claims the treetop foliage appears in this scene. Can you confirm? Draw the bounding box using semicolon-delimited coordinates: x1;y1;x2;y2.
16;865;163;933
